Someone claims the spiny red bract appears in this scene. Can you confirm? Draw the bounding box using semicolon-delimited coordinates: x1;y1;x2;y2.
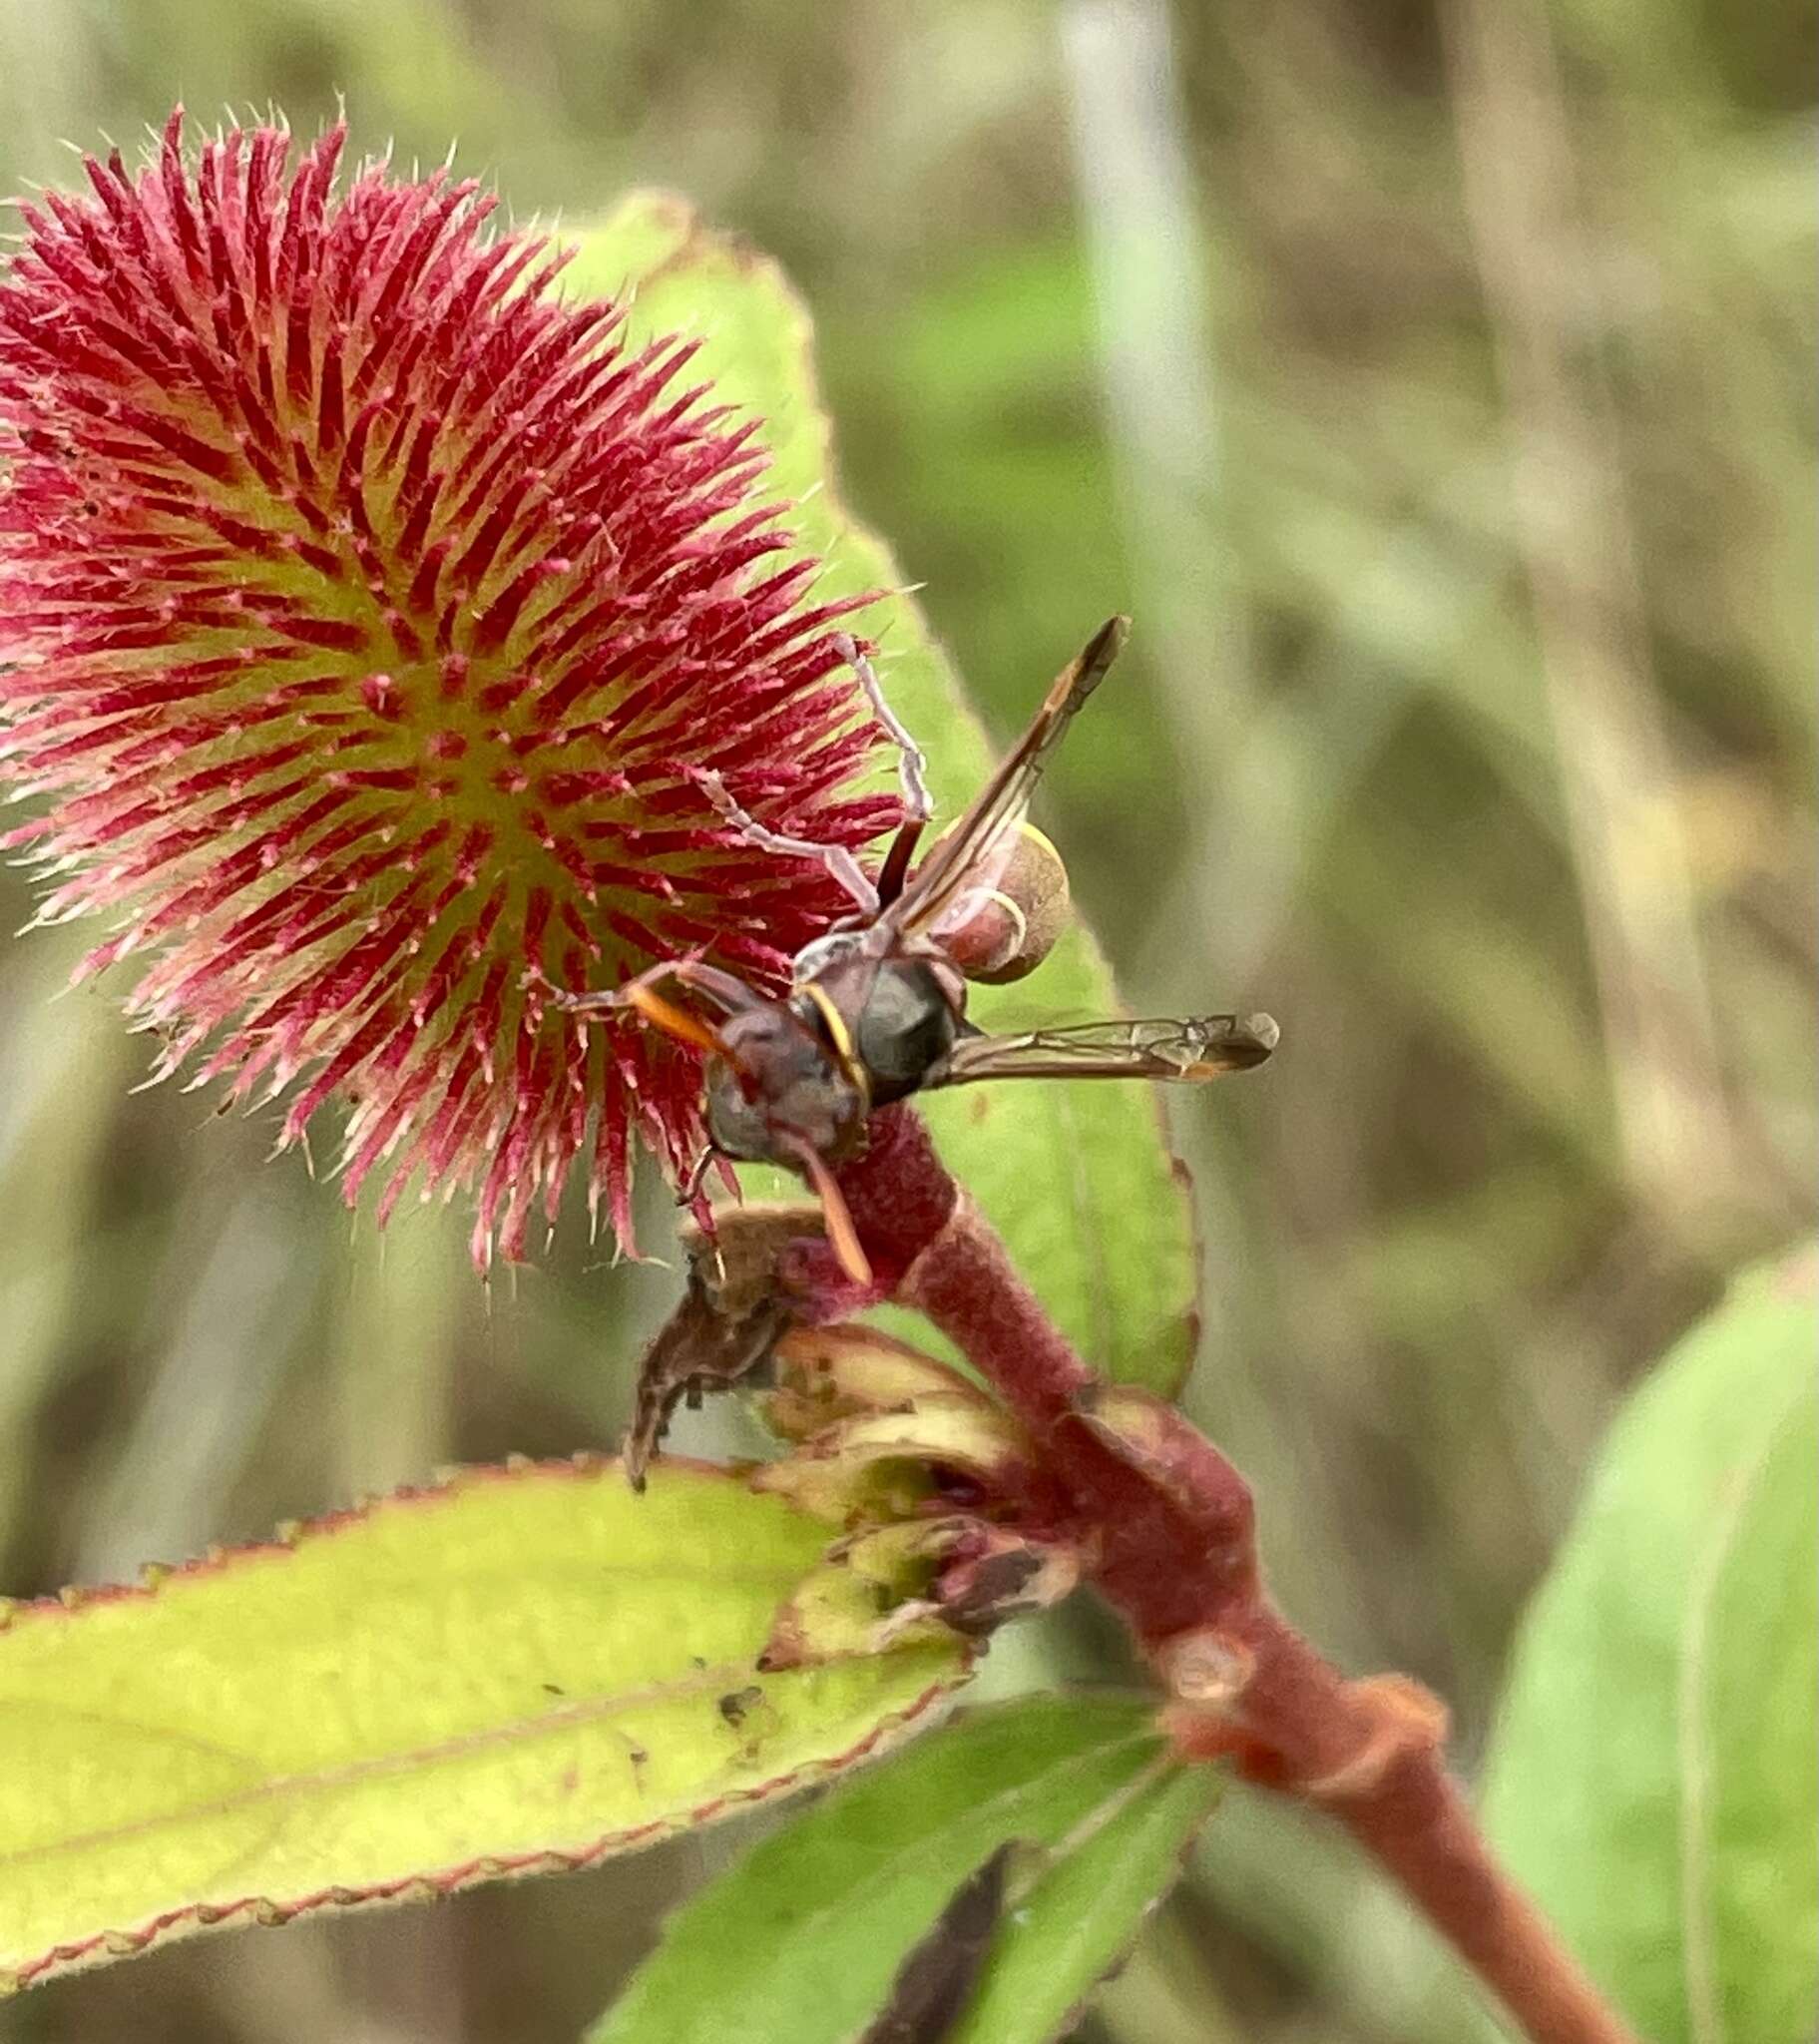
0;111;899;1264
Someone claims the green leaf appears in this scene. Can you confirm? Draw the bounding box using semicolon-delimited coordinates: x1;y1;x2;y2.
562;199;1199;1396
0;1459;968;1995
591;1693;1218;2044
1481;1253;1818;2044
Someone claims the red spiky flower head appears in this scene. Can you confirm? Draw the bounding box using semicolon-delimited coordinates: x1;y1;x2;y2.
0;112;899;1263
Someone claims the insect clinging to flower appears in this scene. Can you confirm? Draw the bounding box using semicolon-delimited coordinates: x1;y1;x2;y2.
557;616;1279;1283
0;112;909;1265
0;113;1274;1284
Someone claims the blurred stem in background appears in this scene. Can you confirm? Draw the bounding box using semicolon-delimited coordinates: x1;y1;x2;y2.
70;1180;308;1587
1063;0;1434;1038
1443;0;1739;1234
1061;0;1253;792
0;944;132;1569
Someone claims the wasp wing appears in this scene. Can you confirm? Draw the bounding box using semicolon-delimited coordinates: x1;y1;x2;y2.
877;617;1129;945
925;1012;1279;1089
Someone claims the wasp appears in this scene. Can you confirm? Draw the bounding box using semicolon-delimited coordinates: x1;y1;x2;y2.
559;617;1277;1283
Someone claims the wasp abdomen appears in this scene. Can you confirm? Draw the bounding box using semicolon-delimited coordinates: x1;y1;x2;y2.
931;822;1071;985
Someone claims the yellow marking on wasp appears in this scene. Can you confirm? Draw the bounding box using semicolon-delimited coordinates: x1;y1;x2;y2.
796;979;868;1096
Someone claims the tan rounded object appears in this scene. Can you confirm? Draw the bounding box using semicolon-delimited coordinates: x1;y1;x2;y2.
929;822;1072;983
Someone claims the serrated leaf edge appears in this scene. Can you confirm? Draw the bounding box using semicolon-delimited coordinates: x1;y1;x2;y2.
0;1452;735;1633
2;1453;971;1992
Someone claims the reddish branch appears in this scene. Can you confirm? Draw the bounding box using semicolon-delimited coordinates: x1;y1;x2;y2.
822;1105;1640;2044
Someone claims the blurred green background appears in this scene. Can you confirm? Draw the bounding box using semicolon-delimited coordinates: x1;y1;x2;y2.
0;0;1811;2038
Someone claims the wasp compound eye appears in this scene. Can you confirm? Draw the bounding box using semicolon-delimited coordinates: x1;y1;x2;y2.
932;822;1072;985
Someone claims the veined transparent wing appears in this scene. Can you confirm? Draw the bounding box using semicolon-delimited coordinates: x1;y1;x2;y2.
926;1012;1279;1088
878;617;1129;945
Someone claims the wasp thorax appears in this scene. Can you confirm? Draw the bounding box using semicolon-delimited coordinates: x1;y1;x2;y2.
933;823;1072;984
854;958;961;1098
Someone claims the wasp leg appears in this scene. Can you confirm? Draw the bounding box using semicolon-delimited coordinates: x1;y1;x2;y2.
833;632;932;825
547;955;751;1015
874;815;927;910
697;769;881;919
546;958;767;1060
771;1131;872;1286
544;956;685;1018
679;1140;732;1208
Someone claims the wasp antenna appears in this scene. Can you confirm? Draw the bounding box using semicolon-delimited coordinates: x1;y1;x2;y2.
679;1141;725;1206
785;1137;873;1287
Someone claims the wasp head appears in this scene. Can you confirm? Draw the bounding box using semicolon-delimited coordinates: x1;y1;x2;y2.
704;999;870;1166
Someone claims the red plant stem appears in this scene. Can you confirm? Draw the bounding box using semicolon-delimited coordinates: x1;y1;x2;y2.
829;1105;1640;2044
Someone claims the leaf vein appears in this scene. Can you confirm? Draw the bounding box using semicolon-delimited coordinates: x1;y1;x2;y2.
1676;1378;1811;2044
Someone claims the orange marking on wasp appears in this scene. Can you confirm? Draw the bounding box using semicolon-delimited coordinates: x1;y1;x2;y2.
623;982;734;1063
786;1138;873;1287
